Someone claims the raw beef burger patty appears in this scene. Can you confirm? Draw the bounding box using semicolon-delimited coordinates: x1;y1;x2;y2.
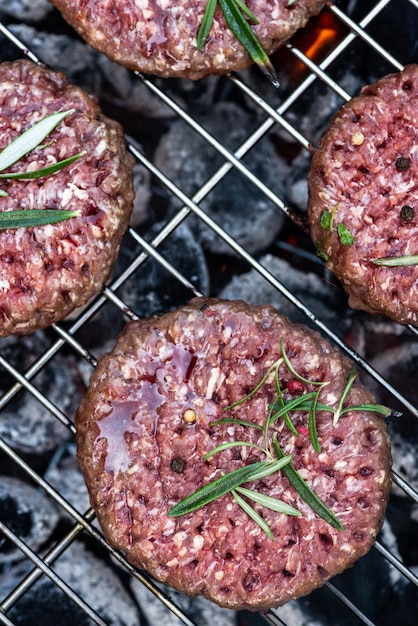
76;298;392;611
49;0;325;79
308;65;418;325
0;60;134;336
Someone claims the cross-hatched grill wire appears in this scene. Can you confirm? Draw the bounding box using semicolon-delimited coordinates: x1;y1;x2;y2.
0;1;417;625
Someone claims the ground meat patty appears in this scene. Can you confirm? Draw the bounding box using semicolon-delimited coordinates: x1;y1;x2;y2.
76;297;392;611
0;60;134;336
308;65;418;325
49;0;325;80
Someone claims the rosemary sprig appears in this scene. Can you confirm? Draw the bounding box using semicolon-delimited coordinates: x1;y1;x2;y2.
373;255;418;267
168;340;393;537
0;109;85;230
168;456;292;517
0;209;81;230
197;0;279;86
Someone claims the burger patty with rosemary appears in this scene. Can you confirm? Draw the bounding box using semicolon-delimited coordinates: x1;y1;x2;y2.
308;64;418;325
49;0;325;80
76;297;392;611
0;60;134;336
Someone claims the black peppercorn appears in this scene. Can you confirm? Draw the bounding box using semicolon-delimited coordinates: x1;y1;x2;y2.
400;205;415;222
170;458;185;473
395;157;410;171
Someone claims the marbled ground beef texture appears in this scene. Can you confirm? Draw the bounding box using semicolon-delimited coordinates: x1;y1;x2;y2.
50;0;325;79
308;65;418;325
76;298;392;611
0;60;134;336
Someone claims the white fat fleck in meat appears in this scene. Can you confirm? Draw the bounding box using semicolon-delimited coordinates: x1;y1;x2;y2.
205;367;224;398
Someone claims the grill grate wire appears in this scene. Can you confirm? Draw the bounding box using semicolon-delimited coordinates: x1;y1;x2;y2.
1;1;418;624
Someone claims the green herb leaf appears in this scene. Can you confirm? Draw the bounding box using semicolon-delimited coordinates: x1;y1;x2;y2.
232;490;274;539
196;0;217;49
235;486;301;516
333;368;356;426
203;440;265;461
224;358;282;411
320;209;332;231
273;435;344;530
338;403;393;418
168;461;267;517
244;457;293;481
0;110;75;172
233;0;258;22
0;151;86;181
337;223;354;246
0;209;81;231
210;417;265;430
280;338;326;387
373;254;418;267
308;391;321;453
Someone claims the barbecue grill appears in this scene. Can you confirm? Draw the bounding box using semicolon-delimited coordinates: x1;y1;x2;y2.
1;1;418;625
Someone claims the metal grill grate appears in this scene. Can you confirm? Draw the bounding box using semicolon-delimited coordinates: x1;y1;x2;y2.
1;1;418;624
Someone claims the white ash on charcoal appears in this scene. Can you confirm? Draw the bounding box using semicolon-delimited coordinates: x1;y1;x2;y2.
0;334;83;454
0;0;52;21
368;342;418;502
0;541;141;626
154;102;285;257
121;222;209;319
43;443;91;521
0;476;59;565
131;579;237;626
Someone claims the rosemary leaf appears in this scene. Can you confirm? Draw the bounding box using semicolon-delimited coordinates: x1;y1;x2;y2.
333;368;357;426
235;486;301;516
373;254;418;267
0;109;75;173
0;209;81;230
224;358;282;411
234;0;258;22
245;456;293;481
338;403;394;418
196;0;217;49
210;417;265;430
218;0;279;87
273;435;344;530
279;339;325;387
203;440;265;461
308;390;321;453
0;151;86;181
168;461;267;516
232;490;274;539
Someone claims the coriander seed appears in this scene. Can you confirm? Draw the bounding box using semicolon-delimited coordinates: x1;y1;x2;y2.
183;408;196;424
